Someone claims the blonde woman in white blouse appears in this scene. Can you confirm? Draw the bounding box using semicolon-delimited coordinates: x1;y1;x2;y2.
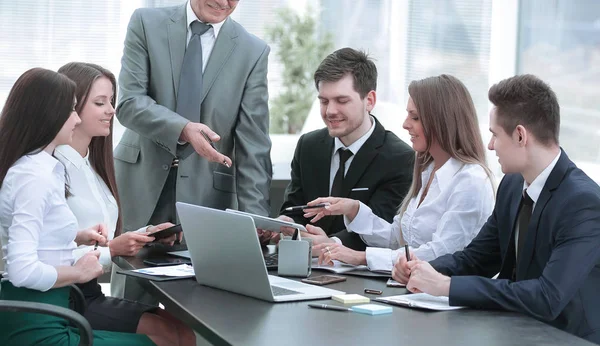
305;75;496;272
55;62;195;346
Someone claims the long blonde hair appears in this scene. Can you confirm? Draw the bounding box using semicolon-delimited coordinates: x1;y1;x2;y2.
399;74;495;215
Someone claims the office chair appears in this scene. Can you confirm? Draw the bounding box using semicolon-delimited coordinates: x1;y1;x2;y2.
0;272;93;346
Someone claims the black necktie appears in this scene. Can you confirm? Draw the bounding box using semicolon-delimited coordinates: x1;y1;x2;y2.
176;21;212;123
330;148;353;197
517;190;534;259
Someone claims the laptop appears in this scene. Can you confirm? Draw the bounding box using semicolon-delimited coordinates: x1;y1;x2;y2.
168;249;279;270
176;202;344;302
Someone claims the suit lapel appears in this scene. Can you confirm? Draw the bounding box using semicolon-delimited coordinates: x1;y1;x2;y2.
498;186;524;279
200;18;237;105
167;5;187;99
315;133;335;232
341;118;384;197
516;150;570;278
317;133;334;197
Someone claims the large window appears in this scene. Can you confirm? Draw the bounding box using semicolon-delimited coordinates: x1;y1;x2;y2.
518;0;600;177
0;0;599;182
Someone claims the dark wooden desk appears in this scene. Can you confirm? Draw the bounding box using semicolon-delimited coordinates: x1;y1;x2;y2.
115;248;593;346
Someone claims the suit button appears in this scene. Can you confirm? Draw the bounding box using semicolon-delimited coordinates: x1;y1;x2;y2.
162;164;169;170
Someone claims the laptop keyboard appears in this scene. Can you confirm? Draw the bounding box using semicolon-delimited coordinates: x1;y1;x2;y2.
271;285;301;296
264;253;278;269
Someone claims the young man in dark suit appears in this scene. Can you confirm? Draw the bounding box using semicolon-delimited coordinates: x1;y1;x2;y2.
392;74;600;344
267;48;414;251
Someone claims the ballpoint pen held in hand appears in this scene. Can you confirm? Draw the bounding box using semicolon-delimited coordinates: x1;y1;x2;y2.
200;129;230;168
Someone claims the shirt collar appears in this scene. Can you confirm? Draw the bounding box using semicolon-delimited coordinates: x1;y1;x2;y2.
186;0;225;39
523;150;562;203
55;145;88;170
26;150;63;175
333;116;376;155
423;157;465;192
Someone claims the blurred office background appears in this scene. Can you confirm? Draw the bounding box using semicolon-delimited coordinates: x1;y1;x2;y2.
1;0;599;184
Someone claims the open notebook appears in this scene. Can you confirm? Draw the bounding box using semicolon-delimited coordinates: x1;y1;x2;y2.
375;293;467;311
311;258;391;278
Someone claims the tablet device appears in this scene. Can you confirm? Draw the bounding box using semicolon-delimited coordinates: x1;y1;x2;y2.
148;224;183;241
143;257;192;267
225;209;307;233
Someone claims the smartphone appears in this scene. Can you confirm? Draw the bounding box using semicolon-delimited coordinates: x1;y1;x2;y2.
301;275;347;286
143;257;192;267
149;224;183;241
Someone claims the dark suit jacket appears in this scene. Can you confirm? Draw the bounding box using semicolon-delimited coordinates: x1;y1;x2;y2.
430;150;600;343
280;117;414;250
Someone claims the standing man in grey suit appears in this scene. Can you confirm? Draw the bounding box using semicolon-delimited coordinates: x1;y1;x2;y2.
113;0;272;300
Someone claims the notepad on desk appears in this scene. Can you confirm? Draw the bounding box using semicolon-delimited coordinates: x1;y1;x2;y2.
117;264;195;281
386;278;406;287
311;259;391;278
375;293;466;311
332;294;370;304
351;304;393;315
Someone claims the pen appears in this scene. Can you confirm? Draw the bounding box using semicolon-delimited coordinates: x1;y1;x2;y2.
200;129;230;168
308;304;352;312
284;203;330;212
405;244;410;262
375;298;414;308
94;241;98;251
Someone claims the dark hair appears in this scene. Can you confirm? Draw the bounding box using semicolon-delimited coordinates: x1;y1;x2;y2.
0;68;76;184
314;47;377;98
57;62;124;235
488;74;560;145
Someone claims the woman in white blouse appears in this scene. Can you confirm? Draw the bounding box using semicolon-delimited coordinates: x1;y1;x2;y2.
54;62;195;345
306;74;496;272
0;68;164;345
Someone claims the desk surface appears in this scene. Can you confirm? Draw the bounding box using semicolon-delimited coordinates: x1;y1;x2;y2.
116;248;593;346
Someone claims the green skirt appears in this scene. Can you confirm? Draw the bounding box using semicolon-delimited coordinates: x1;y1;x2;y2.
0;281;155;346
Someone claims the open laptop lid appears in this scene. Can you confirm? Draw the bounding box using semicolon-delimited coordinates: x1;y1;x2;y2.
176;202;274;301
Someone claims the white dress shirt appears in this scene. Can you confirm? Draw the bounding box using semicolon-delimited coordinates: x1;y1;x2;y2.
346;158;495;272
329;116;376;192
186;0;226;72
0;151;78;291
514;150;561;256
328;117;375;244
55;145;121;268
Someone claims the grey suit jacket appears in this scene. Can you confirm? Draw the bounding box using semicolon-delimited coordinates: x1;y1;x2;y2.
115;5;272;231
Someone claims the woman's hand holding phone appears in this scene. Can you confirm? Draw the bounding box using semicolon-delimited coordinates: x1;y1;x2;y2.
147;222;180;245
109;232;155;257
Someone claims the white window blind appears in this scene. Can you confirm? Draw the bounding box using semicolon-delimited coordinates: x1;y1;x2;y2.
404;0;493;123
518;0;600;168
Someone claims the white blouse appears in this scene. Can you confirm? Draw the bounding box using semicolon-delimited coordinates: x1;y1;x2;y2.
55;145;145;269
346;158;495;272
55;145;117;268
0;151;78;291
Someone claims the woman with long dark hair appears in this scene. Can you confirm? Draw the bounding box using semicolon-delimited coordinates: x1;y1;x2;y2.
0;68;159;345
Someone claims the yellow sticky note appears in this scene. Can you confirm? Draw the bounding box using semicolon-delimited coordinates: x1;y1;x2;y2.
332;294;370;304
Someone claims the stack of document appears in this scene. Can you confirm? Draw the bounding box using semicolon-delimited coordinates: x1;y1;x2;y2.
375;293;467;311
132;264;194;277
311;259;390;277
117;264;195;281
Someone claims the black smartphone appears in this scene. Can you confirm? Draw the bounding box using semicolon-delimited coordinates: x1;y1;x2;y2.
143;257;191;267
149;224;183;241
301;275;347;286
